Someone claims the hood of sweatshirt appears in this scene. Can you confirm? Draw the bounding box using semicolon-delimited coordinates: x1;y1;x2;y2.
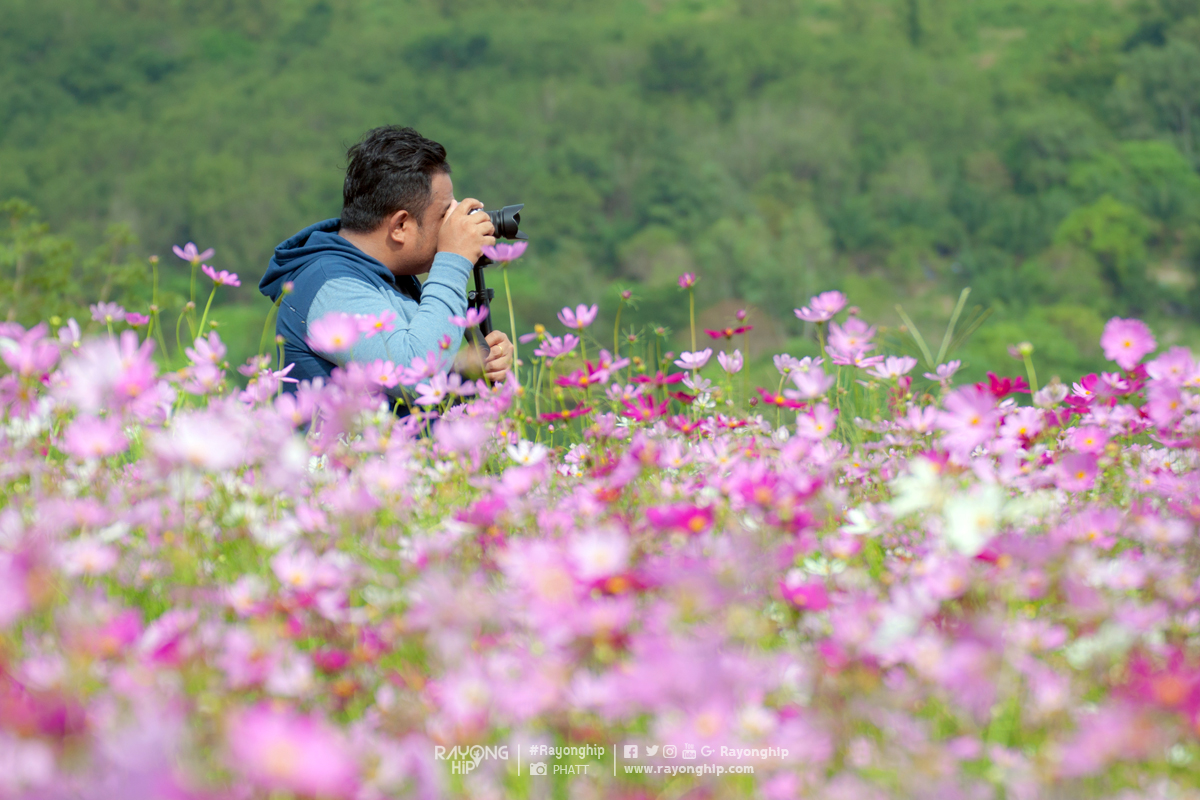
259;218;396;301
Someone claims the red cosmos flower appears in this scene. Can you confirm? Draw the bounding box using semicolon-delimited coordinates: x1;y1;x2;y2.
976;372;1030;399
704;325;753;341
646;503;714;535
538;406;594;423
756;387;807;409
668;391;696;405
620;394;670;422
632;371;686;387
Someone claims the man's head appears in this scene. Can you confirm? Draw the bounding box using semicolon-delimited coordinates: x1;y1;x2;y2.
340;126;454;275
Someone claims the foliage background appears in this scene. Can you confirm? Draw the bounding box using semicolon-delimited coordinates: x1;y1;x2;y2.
3;0;1200;382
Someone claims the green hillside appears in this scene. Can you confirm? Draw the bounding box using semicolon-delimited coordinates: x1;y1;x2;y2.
3;0;1200;381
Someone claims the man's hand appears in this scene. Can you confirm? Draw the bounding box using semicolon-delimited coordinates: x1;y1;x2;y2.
437;198;495;263
483;331;514;384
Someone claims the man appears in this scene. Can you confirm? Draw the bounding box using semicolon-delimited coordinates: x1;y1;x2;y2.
258;126;514;401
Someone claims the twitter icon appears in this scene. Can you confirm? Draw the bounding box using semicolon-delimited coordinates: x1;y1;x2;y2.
645;745;659;756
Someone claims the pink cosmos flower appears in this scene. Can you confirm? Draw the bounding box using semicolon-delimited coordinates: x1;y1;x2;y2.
201;264;240;287
1146;346;1195;385
89;302;126;323
1058;452;1099;492
307;313;360;354
796;402;838;440
365;359;399;388
357;310;397;339
827;318;877;364
938;385;999;457
185;331;227;366
172;242;214;264
399;352;444;385
58;318;81;348
58;537;118;576
924;360;962;383
226;704;358;799
533;334;579;359
1100;317;1156;371
63;415;128;460
449;307;489;328
677;272;697;289
558;304;599;330
124;312;150;326
1070;425;1109;455
674;348;712;371
481;241;528;262
866;355;918;380
788;366;835;399
794;291;847;323
717;349;743;374
0;322;59;377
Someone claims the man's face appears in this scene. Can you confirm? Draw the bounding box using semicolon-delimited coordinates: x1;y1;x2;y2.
397;171;454;276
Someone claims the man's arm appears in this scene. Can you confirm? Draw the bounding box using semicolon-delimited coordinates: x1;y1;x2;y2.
307;252;472;383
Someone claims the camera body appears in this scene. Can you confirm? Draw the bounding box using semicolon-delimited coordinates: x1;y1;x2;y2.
467;204;526;243
466;203;526;338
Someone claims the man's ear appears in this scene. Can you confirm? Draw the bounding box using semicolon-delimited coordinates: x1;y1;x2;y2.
386;209;413;246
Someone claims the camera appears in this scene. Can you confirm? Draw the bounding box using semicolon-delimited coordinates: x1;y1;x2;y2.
466;203;527;338
529;762;547;775
468;204;526;242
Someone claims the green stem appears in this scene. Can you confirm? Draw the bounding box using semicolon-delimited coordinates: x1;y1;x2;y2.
197;286;217;338
147;259;160;341
1022;353;1040;395
153;309;170;361
613;299;623;357
894;304;934;368
534;357;545;418
936;288;971;366
259;293;285;357
502;266;519;371
689;290;696;353
742;329;749;405
174;309;188;362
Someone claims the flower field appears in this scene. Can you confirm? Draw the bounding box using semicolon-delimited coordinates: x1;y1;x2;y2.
3;264;1200;799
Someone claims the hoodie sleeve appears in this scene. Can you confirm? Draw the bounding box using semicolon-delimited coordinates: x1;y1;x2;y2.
307;252;473;376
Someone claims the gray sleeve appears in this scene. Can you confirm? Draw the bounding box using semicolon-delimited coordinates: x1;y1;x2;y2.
307;252;473;386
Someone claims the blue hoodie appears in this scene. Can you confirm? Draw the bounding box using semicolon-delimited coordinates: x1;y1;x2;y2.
258;219;473;393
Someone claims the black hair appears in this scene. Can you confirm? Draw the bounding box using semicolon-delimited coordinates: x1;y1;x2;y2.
340;126;450;233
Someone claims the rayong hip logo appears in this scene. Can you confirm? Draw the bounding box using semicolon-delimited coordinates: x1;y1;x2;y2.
433;745;509;775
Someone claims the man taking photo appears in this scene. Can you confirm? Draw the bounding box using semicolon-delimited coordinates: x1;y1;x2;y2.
258;125;514;402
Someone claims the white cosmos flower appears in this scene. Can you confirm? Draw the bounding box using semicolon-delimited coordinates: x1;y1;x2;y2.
506;440;549;466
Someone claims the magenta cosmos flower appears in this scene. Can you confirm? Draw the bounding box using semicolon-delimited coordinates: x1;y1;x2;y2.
558;304;598;330
1101;317;1156;371
677;272;697;289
